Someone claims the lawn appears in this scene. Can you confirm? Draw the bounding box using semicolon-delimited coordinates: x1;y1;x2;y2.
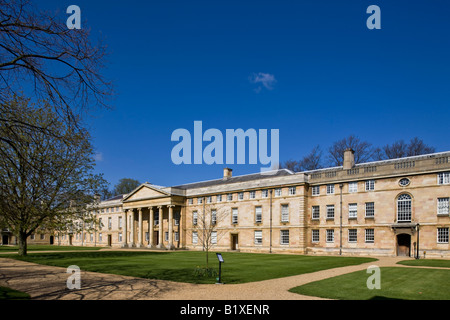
397;259;450;268
0;245;103;252
0;287;30;300
289;267;450;300
1;251;376;284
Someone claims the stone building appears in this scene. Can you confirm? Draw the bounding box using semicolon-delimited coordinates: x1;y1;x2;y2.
60;150;450;258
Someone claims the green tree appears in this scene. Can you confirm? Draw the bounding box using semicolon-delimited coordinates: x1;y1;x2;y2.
114;178;141;196
0;96;107;255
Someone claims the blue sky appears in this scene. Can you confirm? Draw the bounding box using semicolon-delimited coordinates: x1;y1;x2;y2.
42;0;450;189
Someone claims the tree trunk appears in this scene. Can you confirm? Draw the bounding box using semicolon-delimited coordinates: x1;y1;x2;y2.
18;232;28;256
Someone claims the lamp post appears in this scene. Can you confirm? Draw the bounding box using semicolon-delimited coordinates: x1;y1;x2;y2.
269;189;273;254
416;223;420;259
339;183;343;256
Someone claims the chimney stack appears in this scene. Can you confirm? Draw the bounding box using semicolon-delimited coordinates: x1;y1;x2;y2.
343;148;355;170
223;168;233;180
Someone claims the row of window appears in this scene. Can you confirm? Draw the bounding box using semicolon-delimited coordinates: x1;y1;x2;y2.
313;196;449;222
188;187;298;205
96;206;121;214
311;172;450;196
191;228;450;246
192;204;291;226
190;196;449;228
74;231;181;243
98;215;181;230
312;229;375;243
312;180;376;196
312;202;375;220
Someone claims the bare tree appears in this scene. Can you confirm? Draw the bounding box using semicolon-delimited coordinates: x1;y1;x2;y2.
194;202;229;268
374;137;435;160
282;145;323;172
406;137;435;157
327;135;374;166
0;0;113;131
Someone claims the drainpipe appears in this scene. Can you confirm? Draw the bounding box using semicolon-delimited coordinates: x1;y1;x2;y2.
269;189;273;254
203;196;206;252
416;223;420;259
339;183;343;256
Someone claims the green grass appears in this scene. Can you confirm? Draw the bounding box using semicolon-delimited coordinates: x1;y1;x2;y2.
289;267;450;300
0;245;103;252
0;287;30;300
397;259;450;268
1;251;376;284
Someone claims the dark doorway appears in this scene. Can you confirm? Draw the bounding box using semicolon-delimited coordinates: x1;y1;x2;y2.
49;235;54;245
2;235;8;245
154;231;159;246
107;235;112;247
231;234;239;250
397;234;411;257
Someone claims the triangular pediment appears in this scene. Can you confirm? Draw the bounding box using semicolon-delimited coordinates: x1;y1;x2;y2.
123;184;170;202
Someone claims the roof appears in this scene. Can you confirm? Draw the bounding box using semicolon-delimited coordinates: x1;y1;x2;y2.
172;169;294;190
104;194;125;201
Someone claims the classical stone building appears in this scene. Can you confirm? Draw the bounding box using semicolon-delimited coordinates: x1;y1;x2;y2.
61;150;450;258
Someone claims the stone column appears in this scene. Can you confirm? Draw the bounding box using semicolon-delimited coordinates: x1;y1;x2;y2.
157;206;164;248
168;205;174;249
148;207;154;248
137;208;143;247
122;210;128;248
130;209;135;247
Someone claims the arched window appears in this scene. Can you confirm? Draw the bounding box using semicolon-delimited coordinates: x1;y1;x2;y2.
397;194;412;222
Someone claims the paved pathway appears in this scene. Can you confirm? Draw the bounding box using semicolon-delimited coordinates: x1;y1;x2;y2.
0;254;421;300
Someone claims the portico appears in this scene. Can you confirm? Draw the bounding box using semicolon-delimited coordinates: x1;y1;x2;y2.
121;183;185;250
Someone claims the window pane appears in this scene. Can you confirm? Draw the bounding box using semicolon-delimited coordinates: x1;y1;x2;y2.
255;206;262;223
437;228;449;243
326;229;334;242
312;206;320;219
437;198;449;215
232;208;238;224
349;182;358;193
327;184;335;194
365;202;375;217
327;205;335;219
348;229;357;242
397;194;412;222
365;229;375;243
281;204;289;222
281;230;289;245
312;230;319;242
254;231;263;244
348;203;357;219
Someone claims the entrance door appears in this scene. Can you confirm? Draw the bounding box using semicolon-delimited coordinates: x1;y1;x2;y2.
49;236;54;245
154;231;159;246
107;235;112;247
2;235;8;245
231;234;238;250
397;234;411;257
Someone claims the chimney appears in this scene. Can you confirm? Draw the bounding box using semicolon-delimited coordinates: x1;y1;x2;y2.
223;168;233;180
343;148;355;170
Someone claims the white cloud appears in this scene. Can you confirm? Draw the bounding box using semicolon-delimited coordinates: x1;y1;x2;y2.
249;72;277;92
94;152;103;162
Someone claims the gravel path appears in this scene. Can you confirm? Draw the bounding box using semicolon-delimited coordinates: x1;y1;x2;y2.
0;255;417;300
